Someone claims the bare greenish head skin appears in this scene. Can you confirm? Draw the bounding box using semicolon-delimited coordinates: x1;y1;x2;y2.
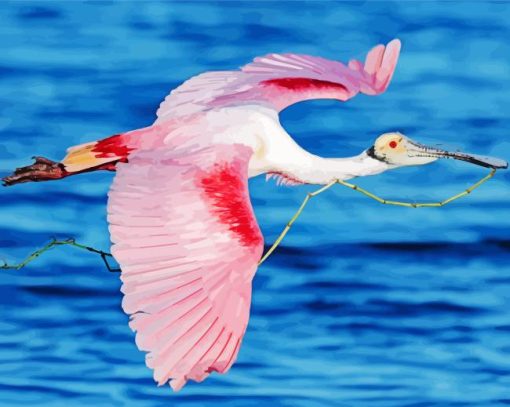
367;132;508;170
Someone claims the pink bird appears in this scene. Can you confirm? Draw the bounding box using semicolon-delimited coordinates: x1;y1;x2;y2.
4;39;505;390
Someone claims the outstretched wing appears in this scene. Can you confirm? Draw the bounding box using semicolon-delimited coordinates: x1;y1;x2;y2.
155;39;401;122
107;144;263;391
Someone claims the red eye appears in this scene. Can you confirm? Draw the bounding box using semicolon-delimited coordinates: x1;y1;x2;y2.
389;141;398;148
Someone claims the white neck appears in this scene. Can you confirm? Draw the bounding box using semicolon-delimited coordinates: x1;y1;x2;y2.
235;108;392;184
287;151;390;184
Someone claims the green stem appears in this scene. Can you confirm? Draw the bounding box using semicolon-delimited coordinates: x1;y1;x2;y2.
1;169;497;271
1;238;119;272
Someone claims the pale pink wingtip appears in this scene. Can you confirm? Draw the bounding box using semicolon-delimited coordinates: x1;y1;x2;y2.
170;377;187;391
364;44;386;75
387;38;401;49
375;38;402;88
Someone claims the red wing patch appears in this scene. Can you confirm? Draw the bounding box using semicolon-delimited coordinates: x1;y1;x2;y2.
198;163;262;248
260;77;348;93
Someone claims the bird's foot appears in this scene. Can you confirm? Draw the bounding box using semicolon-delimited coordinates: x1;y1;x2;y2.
2;156;68;186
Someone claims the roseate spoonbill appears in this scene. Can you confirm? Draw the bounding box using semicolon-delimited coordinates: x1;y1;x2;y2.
3;39;507;391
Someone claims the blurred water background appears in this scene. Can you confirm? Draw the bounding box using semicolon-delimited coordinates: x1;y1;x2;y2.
1;1;510;406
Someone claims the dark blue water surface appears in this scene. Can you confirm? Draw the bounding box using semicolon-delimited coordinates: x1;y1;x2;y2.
1;1;510;406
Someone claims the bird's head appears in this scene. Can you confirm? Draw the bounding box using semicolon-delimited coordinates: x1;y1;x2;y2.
367;132;508;170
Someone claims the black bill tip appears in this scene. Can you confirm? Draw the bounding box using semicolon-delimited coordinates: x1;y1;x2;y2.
444;151;508;170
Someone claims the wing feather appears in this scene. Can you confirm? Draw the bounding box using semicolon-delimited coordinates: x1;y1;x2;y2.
154;39;401;123
108;144;263;391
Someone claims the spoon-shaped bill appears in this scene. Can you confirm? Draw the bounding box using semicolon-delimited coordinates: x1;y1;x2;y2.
409;142;508;169
441;150;508;169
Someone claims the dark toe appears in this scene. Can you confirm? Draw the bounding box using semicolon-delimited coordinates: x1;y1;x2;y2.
3;156;65;187
33;156;58;166
2;174;22;186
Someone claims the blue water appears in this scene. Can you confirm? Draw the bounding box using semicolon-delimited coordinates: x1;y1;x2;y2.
1;1;510;405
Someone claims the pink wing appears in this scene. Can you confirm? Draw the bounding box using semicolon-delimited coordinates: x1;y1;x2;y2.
155;39;401;122
107;144;263;391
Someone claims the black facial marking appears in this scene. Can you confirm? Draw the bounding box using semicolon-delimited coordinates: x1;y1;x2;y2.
366;146;387;163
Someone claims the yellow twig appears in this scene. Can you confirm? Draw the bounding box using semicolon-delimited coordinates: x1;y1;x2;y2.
258;181;337;265
258;169;496;265
1;169;497;270
337;169;496;208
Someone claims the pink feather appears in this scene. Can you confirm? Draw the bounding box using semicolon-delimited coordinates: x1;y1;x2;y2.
108;144;263;390
105;40;402;391
154;39;401;122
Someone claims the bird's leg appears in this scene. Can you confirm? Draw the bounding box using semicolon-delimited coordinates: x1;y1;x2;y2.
2;156;69;186
337;169;496;208
258;180;337;265
2;157;117;187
